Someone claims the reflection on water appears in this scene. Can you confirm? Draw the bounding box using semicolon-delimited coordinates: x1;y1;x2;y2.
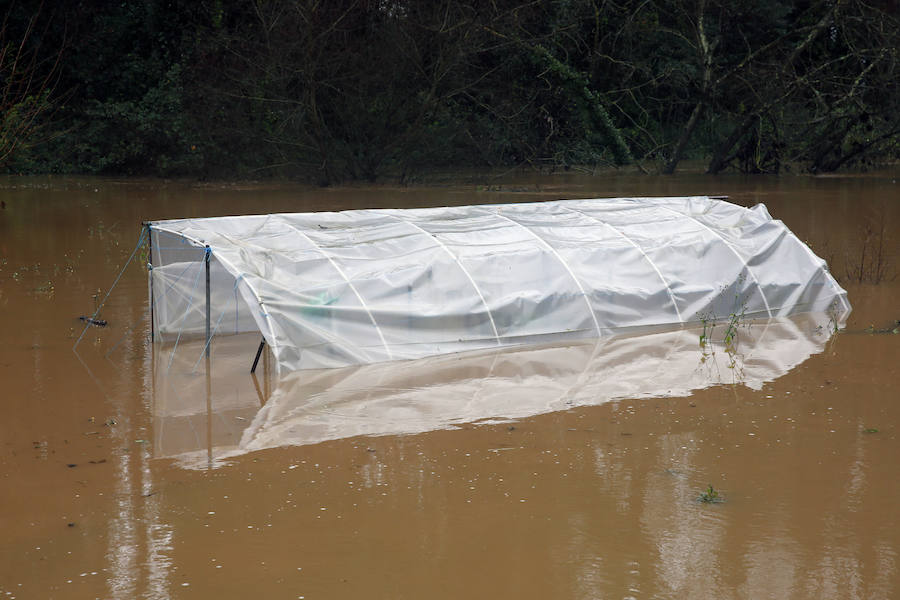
153;311;846;468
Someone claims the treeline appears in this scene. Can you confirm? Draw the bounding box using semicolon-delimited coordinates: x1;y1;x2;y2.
2;0;898;182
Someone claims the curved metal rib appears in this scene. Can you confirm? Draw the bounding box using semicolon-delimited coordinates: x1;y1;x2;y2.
486;208;602;336
378;213;502;345
652;200;772;317
279;220;393;361
559;206;684;324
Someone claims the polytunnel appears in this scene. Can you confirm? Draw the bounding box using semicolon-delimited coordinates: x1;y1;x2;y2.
147;196;850;374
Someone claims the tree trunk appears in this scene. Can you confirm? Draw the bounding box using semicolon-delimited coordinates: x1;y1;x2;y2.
662;0;712;175
706;116;756;174
662;101;705;174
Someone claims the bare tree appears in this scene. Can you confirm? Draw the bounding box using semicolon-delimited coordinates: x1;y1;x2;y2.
0;3;62;169
705;0;898;174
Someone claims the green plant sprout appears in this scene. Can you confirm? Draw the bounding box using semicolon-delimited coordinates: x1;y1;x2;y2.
698;310;716;349
723;275;748;349
826;298;841;334
698;484;723;503
723;303;746;353
698;277;749;351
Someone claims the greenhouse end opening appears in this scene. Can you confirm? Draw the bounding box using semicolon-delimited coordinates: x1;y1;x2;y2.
146;196;850;374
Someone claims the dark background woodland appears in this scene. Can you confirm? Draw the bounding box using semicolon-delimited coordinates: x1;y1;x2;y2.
2;0;898;183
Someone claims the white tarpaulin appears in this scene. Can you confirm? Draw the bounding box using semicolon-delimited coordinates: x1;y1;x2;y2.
148;196;850;373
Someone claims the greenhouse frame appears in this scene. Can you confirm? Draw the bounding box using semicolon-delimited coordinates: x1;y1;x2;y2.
146;196;850;374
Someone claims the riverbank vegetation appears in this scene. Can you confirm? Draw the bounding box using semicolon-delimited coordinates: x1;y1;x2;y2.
2;0;898;183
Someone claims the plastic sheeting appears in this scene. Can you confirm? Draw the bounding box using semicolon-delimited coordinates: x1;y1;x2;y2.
148;196;850;373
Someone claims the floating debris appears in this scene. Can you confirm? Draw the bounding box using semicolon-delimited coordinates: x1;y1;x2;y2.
78;316;108;327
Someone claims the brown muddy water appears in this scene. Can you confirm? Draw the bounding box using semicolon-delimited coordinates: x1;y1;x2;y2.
0;171;898;599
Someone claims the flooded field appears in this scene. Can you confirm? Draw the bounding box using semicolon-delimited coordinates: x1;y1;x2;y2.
1;171;898;599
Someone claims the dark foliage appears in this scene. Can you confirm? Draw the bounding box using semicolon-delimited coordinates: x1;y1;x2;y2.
2;0;898;181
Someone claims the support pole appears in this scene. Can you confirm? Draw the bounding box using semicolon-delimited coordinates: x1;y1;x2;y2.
146;223;154;342
250;337;266;373
204;244;213;469
205;245;211;358
205;338;213;470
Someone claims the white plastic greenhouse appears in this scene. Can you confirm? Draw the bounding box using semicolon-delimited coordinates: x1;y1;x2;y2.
147;196;850;374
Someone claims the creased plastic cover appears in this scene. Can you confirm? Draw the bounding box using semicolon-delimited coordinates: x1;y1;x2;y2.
148;197;850;373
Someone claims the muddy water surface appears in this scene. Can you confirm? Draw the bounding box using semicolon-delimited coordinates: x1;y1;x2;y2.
1;172;898;599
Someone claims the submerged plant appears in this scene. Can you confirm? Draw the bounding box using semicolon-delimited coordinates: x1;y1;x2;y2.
724;275;749;350
697;278;751;377
33;280;54;296
698;311;716;349
826;298;841;334
864;321;900;334
842;207;896;284
698;484;724;503
723;304;746;353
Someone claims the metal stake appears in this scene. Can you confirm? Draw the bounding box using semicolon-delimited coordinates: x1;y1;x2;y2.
250;337;266;373
205;344;212;470
205;246;211;358
146;223;154;342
